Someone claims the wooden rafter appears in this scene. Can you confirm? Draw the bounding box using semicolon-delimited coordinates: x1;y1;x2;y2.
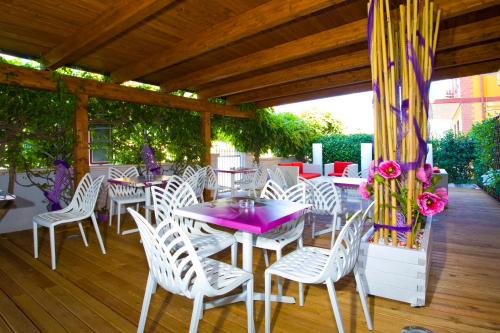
110;0;347;83
0;63;252;118
43;0;175;69
226;29;500;105
199;15;500;99
255;59;500;108
160;0;500;93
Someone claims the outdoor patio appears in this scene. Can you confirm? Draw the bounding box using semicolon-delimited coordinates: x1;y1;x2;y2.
0;187;498;333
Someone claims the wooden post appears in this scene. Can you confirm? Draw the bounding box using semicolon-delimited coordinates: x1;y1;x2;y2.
200;112;212;166
74;93;90;188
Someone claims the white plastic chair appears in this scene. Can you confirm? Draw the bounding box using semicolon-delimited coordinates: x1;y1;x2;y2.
267;167;287;189
151;182;237;264
33;173;106;270
108;166;146;234
194;167;207;202
235;180;306;298
264;209;373;333
204;166;220;200
128;208;254;333
306;180;346;244
182;165;197;180
239;167;268;197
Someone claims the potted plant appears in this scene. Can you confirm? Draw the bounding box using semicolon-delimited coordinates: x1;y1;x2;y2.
357;161;448;306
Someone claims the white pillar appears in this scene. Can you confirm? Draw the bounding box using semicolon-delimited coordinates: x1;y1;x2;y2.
426;144;433;167
361;143;373;174
312;143;323;172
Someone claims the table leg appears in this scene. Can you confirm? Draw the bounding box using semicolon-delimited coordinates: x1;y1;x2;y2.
203;231;295;310
122;187;150;235
231;173;235;197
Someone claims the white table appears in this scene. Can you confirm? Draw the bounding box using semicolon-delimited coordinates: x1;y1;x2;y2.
311;176;366;188
174;197;310;309
214;168;257;196
108;175;170;234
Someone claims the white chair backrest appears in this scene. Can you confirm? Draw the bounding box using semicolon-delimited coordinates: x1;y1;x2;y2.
194;167;207;197
254;167;268;190
319;210;365;283
311;181;342;215
68;173;104;215
362;201;375;222
267;168;287;189
182;165;197;180
108;166;140;197
205;166;218;190
152;181;198;224
164;175;185;194
185;172;199;196
260;180;306;203
127;208;209;298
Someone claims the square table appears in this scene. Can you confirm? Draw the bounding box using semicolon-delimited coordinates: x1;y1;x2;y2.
174;197;310;309
108;175;170;234
214;168;257;196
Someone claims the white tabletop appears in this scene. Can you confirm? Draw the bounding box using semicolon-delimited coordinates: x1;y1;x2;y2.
311;176;366;187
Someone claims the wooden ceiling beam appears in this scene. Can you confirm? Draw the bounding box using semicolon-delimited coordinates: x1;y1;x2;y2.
160;0;500;93
255;58;500;108
199;15;500;99
110;0;347;83
255;82;372;108
228;40;500;105
0;63;251;118
43;0;175;69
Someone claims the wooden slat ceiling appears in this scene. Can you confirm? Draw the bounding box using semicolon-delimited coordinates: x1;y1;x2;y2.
0;0;499;107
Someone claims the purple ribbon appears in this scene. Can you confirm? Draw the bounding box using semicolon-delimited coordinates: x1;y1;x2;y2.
407;40;430;116
43;159;71;211
373;80;381;100
367;0;376;56
141;144;161;175
373;223;412;232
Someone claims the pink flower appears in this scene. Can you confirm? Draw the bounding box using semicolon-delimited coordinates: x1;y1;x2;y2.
416;167;428;183
377;160;401;179
359;181;371;200
368;161;376;184
424;163;432;179
417;192;445;216
434;187;448;204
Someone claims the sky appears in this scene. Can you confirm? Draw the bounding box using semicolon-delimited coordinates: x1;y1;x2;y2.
275;79;452;134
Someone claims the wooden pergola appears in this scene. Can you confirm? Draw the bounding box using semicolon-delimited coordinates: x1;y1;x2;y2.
1;0;499;182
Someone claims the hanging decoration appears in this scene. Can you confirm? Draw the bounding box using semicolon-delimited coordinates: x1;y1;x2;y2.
43;160;71;211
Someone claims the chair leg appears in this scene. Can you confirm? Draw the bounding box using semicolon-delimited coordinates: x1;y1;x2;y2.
78;222;89;247
116;203;122;234
109;200;114;227
326;279;345;333
137;273;155;333
298;282;304;307
276;249;283;297
231;243;238;267
49;225;56;270
311;219;316;239
189;294;204;333
91;213;107;254
354;271;373;330
246;278;255;333
264;271;272;333
263;249;269;267
33;222;39;258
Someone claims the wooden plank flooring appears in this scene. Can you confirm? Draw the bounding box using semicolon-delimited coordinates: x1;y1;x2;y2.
0;188;499;332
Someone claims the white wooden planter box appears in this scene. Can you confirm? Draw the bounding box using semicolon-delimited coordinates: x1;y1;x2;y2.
356;217;433;307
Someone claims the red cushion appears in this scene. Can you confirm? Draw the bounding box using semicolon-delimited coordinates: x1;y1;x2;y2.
292;162;304;174
300;172;321;179
327;172;344;177
333;161;353;174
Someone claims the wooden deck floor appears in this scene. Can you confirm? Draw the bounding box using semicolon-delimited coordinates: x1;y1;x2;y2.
0;188;499;333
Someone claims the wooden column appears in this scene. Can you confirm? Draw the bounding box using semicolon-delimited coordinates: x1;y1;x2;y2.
74;93;90;188
200;112;211;166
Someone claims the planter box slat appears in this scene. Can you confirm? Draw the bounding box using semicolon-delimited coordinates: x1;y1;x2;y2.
357;217;432;307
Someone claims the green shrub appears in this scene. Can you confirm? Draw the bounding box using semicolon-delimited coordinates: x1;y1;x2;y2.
432;131;475;184
312;134;373;166
469;117;500;196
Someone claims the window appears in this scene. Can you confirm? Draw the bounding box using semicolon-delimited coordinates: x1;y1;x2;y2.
89;125;112;164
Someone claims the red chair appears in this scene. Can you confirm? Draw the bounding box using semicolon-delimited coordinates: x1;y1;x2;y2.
326;161;353;177
278;162;321;180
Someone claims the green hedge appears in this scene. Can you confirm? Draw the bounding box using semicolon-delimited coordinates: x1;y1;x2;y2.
469;117;500;197
312;134;373;166
431;131;475;184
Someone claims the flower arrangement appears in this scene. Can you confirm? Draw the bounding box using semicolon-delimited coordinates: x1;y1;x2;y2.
360;160;448;247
